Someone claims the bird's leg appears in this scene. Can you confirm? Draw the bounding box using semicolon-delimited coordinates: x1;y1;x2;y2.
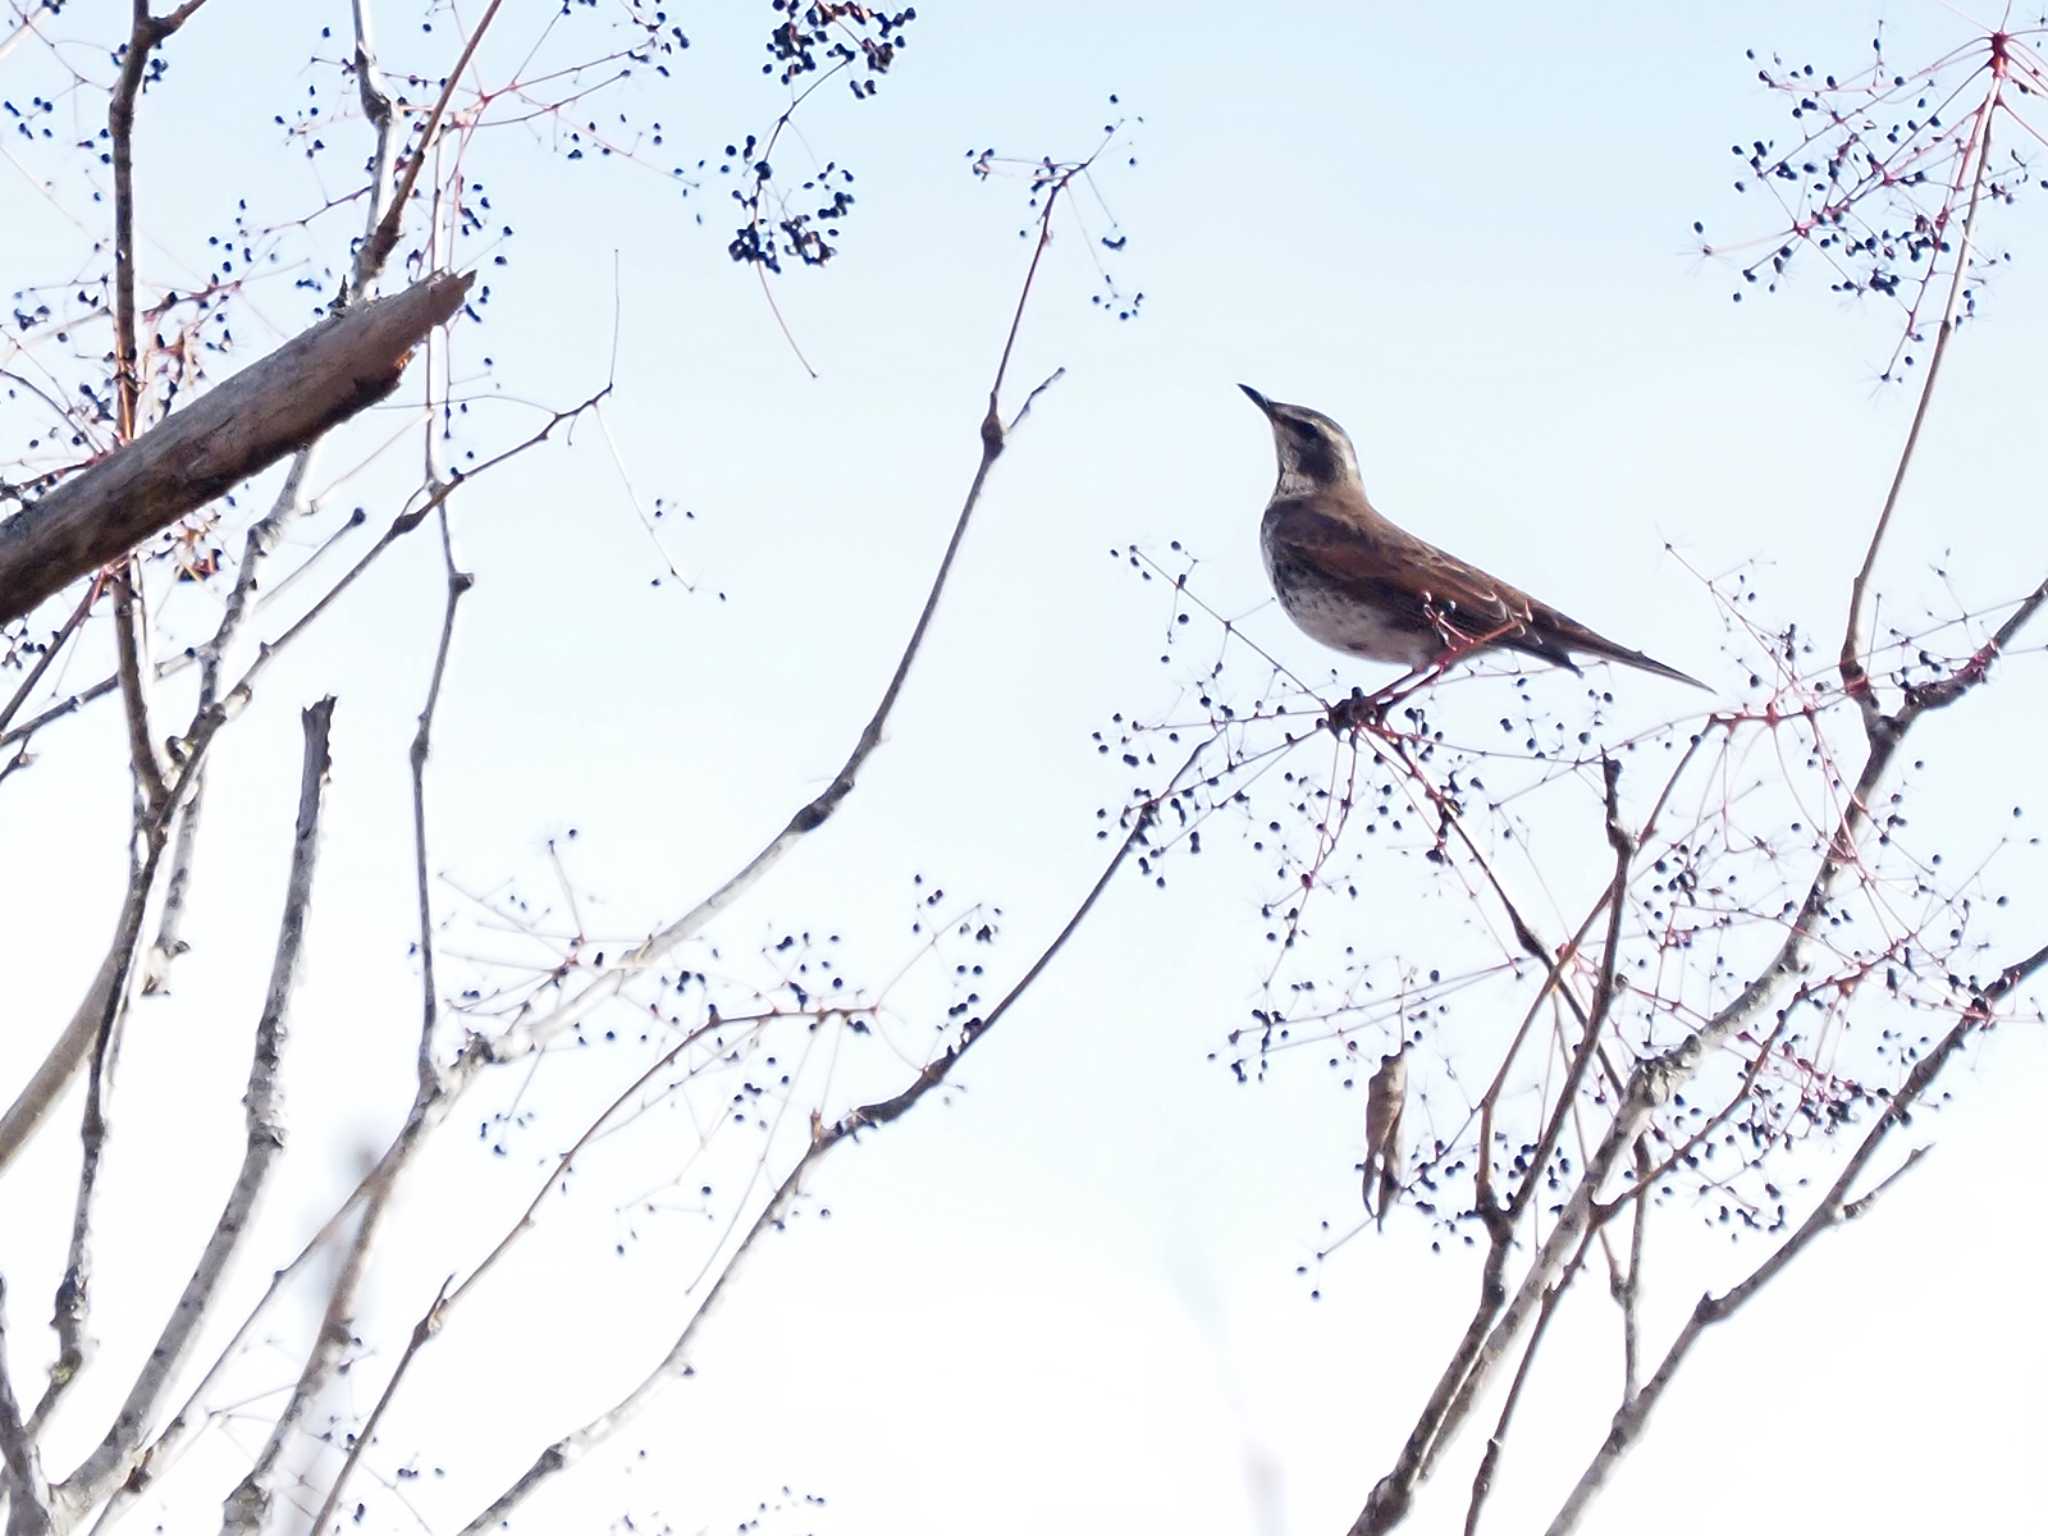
1328;684;1394;734
1329;605;1531;735
1359;656;1456;723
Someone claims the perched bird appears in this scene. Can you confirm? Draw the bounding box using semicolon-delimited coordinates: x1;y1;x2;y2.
1241;386;1705;689
1363;1044;1409;1229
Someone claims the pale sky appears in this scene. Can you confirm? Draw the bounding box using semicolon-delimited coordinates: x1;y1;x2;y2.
3;2;2045;1533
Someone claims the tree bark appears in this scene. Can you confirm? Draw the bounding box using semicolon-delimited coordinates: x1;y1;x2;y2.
0;272;472;625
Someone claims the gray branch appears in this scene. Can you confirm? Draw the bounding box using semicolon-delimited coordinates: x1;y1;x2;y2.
1539;940;2038;1536
50;700;336;1528
0;1275;55;1536
0;273;472;626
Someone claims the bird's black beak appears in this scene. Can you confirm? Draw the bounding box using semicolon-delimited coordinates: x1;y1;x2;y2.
1238;383;1273;415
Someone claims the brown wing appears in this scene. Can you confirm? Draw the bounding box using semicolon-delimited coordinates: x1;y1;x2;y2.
1269;499;1707;689
1264;500;1563;663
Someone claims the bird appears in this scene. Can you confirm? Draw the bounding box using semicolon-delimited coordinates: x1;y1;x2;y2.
1241;386;1706;690
1363;1044;1408;1228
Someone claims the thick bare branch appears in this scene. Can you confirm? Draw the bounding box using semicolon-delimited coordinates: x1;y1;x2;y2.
50;699;335;1526
0;273;472;626
216;1125;409;1536
408;513;471;1086
1463;1230;1594;1536
0;878;154;1178
0;586;94;743
1;1275;55;1536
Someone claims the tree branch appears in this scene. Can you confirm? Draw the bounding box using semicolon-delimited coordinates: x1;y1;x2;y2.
458;742;1208;1531
479;163;1099;1065
1541;931;2048;1536
1839;90;1996;712
0;273;472;625
51;699;335;1525
1462;1229;1594;1536
141;0;409;998
0;1274;55;1536
1355;761;1641;1532
358;0;504;278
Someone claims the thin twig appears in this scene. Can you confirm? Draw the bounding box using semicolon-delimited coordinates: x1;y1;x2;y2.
107;564;166;813
0;582;95;741
1839;80;1997;712
103;0;213;814
218;1133;408;1534
358;0;505;277
301;1277;451;1536
457;741;1211;1533
1360;592;2046;1534
1361;764;1642;1530
1540;932;2048;1536
1617;1137;1651;1402
25;879;159;1428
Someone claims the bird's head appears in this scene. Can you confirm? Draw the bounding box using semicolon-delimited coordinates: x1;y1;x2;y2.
1240;384;1363;499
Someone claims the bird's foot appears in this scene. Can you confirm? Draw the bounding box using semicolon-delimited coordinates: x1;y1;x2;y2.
1328;689;1383;734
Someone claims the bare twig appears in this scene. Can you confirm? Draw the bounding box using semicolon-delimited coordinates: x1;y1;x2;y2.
457;742;1209;1532
1505;760;1635;1223
256;337;475;1535
358;0;505;277
301;1277;450;1536
1839;77;1996;709
0;677;119;755
107;566;165;813
218;1143;406;1535
102;0;217;813
1541;933;2048;1536
0;1275;56;1536
407;504;469;1087
0;582;94;741
138;778;201;995
484;157;1103;1063
1358;763;1641;1531
1616;1138;1651;1402
1;879;156;1371
214;413;594;1532
84;1188;372;1536
347;0;399;298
